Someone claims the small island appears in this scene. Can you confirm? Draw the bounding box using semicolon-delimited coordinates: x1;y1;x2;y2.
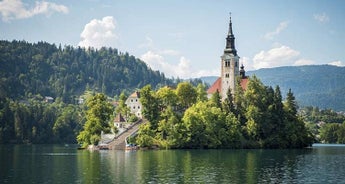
77;16;314;149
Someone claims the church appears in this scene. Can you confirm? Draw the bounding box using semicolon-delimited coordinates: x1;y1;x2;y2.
207;15;248;99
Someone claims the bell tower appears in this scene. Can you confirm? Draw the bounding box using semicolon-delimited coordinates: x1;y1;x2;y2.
221;14;240;99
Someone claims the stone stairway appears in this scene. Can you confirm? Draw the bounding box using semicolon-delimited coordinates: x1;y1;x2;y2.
107;119;144;150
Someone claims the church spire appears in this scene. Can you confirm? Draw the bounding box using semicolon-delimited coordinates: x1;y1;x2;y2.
225;13;237;56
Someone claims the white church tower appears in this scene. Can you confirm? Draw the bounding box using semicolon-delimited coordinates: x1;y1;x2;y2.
220;14;239;99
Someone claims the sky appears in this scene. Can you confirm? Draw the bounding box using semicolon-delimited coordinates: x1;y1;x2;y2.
0;0;344;78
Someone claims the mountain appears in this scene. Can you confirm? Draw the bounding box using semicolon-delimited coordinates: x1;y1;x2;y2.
0;40;173;103
201;65;345;111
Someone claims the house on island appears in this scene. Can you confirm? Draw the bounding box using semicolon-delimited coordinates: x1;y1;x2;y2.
207;15;248;99
125;91;142;118
44;96;54;103
113;113;128;135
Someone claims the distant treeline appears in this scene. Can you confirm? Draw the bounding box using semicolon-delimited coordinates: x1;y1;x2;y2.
300;106;345;144
0;97;83;144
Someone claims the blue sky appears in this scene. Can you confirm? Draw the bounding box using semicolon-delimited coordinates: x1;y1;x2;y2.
0;0;344;78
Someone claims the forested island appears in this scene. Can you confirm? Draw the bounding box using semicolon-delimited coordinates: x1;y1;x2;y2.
133;78;314;149
1;40;345;147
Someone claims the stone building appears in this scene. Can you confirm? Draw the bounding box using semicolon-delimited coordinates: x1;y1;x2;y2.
207;15;248;99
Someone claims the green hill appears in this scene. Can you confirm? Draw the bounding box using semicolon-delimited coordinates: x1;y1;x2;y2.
0;40;172;103
201;65;345;111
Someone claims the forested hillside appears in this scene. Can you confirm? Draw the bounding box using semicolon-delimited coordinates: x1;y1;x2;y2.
0;40;174;144
248;65;345;111
0;40;172;103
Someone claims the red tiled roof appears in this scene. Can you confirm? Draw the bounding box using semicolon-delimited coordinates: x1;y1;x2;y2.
207;77;249;95
240;78;249;91
129;91;140;98
114;113;126;122
207;77;221;94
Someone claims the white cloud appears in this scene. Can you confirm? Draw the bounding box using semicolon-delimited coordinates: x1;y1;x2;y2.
138;36;154;49
264;21;289;40
78;16;118;49
159;49;180;56
314;12;329;23
0;0;68;21
294;59;315;66
253;45;300;69
237;57;254;71
139;36;180;56
328;60;344;67
140;50;217;78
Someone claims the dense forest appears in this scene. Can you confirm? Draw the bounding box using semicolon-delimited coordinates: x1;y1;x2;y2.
132;77;314;149
0;40;173;102
0;40;173;144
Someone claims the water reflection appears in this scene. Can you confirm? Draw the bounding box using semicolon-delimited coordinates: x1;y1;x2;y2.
2;145;345;183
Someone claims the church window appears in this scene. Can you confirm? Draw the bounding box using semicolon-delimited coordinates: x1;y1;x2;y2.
235;62;238;67
225;73;229;78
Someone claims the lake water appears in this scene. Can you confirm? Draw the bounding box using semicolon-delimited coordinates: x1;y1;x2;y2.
1;144;345;183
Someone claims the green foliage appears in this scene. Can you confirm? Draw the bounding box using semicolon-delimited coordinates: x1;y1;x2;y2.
0;97;83;144
137;78;312;149
222;88;235;115
77;93;113;147
0;40;172;103
319;123;340;143
115;92;130;119
210;90;222;109
196;83;208;102
299;106;345;143
140;85;160;130
176;82;197;110
136;123;155;147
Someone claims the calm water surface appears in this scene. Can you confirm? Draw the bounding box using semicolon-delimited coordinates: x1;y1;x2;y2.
1;144;345;183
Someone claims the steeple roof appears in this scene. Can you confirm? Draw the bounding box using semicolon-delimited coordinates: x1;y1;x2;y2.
224;13;237;56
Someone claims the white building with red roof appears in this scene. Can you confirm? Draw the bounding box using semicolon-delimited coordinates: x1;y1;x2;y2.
125;91;142;118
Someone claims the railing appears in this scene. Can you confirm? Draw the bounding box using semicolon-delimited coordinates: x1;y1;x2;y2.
112;119;143;140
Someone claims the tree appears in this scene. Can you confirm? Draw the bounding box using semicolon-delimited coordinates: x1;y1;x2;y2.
53;105;81;143
181;101;228;148
77;93;113;147
115;91;130;120
283;90;313;148
243;76;268;142
337;123;345;144
156;106;182;149
140;85;160;130
210;90;222;109
196;83;208;102
136;123;155;147
222;88;235;115
156;86;178;109
176;82;197;110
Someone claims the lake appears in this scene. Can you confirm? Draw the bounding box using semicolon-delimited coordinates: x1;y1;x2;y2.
1;144;345;183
